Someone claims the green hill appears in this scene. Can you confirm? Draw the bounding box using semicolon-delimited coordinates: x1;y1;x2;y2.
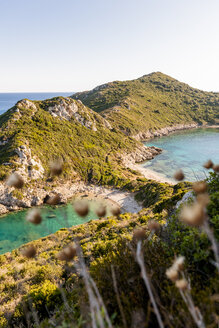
0;97;141;185
72;72;219;137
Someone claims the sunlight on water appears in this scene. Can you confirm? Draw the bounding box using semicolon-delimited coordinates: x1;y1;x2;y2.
143;128;219;182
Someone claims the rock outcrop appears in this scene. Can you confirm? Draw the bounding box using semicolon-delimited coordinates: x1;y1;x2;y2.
133;123;198;141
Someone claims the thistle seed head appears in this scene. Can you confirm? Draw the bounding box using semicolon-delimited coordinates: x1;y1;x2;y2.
133;228;146;242
203;160;213;169
50;160;63;176
46;194;61;205
21;245;36;258
180;202;206;227
74;200;89;217
147;220;160;232
110;204;121;216
6;172;24;189
192;181;207;194
57;245;76;261
96;205;106;218
166;267;179;282
173;256;185;271
196;193;210;206
173;169;184;181
175;279;188;291
26;209;42;225
213;164;219;172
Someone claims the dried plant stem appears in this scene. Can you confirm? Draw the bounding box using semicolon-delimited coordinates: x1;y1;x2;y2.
111;265;128;328
136;241;164;328
202;220;219;273
179;290;205;328
76;245;112;328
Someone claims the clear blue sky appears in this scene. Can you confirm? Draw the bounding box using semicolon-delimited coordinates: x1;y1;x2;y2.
0;0;218;92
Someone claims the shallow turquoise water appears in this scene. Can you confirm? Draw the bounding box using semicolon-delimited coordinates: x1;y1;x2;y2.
143;128;219;182
0;204;98;254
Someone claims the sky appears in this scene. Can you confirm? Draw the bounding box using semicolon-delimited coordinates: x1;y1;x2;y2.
0;0;219;92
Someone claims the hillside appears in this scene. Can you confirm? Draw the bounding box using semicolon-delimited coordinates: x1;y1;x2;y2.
0;97;150;186
0;173;218;327
72;72;219;138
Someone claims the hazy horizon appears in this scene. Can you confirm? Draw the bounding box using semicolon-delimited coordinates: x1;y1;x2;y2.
1;0;219;92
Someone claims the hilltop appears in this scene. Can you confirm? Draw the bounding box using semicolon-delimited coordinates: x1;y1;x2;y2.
72;72;219;139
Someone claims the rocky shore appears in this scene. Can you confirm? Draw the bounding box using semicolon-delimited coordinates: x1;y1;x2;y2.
133;123;199;141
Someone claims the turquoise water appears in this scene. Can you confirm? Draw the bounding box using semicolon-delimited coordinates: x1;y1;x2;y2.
0;204;98;255
143;128;219;182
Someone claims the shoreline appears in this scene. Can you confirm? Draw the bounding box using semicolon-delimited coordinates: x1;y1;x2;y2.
130;124;219;184
0;181;142;217
133;123;219;141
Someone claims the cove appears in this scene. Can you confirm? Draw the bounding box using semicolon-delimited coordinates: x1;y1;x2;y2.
0;203;98;255
143;128;219;182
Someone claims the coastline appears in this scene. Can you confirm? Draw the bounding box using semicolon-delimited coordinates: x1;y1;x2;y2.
129;124;219;183
133;123;219;141
0;181;142;216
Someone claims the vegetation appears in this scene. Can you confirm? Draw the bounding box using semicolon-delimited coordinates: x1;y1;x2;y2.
0;173;218;327
72;72;219;136
0;73;218;327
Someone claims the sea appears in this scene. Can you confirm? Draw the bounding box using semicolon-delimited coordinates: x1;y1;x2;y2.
0;92;73;114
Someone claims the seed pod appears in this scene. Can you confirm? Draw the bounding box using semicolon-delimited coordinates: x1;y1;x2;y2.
166;268;179;282
46;194;61;205
173;169;184;181
192;181;207;194
57;245;76;261
173;256;185;271
147;220;160;232
203;160;213;169
196;193;210;206
213;164;219;173
6;172;24;189
110;205;121;216
74;201;89;217
133;228;146;242
21;245;36;258
96;205;106;218
180;202;206;227
50;160;63;176
26;209;42;225
175;279;188;291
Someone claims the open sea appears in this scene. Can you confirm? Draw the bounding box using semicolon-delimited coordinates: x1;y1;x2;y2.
0;92;73;114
